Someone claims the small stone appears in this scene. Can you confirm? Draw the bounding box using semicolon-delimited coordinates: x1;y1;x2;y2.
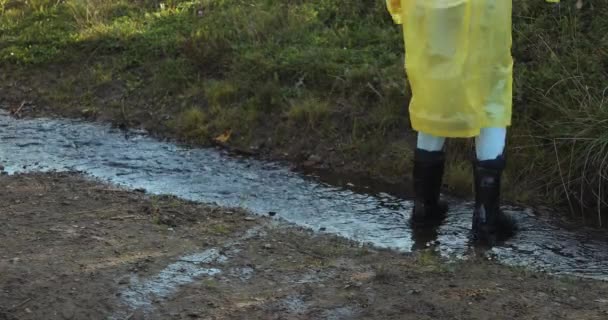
25;308;32;313
263;244;273;250
159;215;176;227
301;160;316;167
244;217;256;221
60;303;76;319
302;154;323;167
308;154;322;163
131;309;146;320
81;108;96;119
537;292;549;299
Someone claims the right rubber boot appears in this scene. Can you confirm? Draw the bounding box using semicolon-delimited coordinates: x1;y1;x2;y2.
410;149;448;226
472;156;517;245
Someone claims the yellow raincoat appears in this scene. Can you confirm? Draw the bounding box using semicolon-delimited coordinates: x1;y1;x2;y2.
387;0;559;137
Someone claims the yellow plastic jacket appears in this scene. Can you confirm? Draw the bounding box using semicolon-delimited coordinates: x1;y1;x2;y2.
387;0;560;138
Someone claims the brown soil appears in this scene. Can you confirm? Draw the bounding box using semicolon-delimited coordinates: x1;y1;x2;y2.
1;173;607;320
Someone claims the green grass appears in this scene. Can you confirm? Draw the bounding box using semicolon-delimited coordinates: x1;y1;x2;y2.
1;0;607;225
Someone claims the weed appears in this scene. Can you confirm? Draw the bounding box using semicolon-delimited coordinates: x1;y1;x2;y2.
172;107;209;142
374;264;400;284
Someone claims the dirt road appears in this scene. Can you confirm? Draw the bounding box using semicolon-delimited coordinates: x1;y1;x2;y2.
1;173;607;319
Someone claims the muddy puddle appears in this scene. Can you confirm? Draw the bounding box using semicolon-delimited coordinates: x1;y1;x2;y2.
0;110;606;280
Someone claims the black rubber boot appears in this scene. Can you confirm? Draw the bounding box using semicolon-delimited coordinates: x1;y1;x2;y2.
410;149;448;226
472;157;516;245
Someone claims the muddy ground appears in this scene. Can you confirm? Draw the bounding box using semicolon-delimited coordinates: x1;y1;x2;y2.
1;173;607;320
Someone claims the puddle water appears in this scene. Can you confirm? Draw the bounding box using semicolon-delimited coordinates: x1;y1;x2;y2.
1;111;607;280
121;248;223;310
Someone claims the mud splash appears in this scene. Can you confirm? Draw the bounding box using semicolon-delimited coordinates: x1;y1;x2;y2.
1;111;607;280
120;249;223;311
113;226;266;318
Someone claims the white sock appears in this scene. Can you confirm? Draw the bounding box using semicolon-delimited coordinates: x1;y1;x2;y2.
475;127;506;161
417;132;446;152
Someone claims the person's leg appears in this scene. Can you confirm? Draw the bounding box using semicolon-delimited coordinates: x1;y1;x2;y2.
472;127;514;244
475;127;506;161
417;132;446;152
411;132;448;225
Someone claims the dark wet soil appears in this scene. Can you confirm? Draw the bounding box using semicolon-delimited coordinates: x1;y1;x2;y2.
1;173;607;320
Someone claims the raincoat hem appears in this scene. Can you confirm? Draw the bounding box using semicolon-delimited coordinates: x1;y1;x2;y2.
411;120;512;138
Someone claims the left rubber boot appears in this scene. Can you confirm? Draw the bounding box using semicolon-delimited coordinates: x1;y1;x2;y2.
472;157;516;245
410;149;448;226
